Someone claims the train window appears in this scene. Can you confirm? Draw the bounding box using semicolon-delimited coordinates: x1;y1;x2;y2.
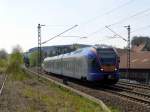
67;63;69;69
92;58;96;67
97;48;116;58
69;63;71;70
74;49;82;54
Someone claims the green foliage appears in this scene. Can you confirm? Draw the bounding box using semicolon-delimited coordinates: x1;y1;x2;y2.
131;36;150;51
29;50;47;67
0;46;28;80
7;50;23;74
29;51;38;67
0;58;8;73
7;50;29;80
0;49;8;73
0;59;7;67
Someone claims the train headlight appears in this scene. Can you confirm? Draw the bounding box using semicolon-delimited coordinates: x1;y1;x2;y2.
100;68;104;71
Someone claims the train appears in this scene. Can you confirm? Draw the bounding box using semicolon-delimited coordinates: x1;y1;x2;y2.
42;45;120;84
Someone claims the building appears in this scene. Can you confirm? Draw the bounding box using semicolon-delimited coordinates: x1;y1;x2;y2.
118;44;150;83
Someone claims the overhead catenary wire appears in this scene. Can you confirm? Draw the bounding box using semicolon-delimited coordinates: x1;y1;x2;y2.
86;27;106;37
131;25;150;33
108;7;150;27
84;7;150;38
42;25;77;28
105;26;127;41
58;36;84;38
40;0;137;43
79;0;134;26
42;25;78;44
35;0;134;45
78;0;134;37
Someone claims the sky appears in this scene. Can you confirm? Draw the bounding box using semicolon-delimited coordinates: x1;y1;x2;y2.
0;0;150;53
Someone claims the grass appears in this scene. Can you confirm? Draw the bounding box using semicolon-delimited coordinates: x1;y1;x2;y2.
22;73;105;112
0;65;120;112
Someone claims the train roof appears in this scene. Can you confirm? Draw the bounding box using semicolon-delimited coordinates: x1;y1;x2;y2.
43;45;119;61
93;45;114;49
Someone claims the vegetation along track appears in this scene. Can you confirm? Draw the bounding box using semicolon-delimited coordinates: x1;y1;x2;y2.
25;68;150;112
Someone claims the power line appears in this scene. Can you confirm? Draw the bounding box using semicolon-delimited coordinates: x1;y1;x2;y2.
80;0;134;26
108;7;150;27
86;27;106;37
76;0;134;37
58;36;87;38
42;25;78;44
105;26;127;41
131;25;150;33
84;7;150;38
43;25;76;28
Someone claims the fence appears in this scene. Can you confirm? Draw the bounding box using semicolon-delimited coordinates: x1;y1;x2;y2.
119;69;150;84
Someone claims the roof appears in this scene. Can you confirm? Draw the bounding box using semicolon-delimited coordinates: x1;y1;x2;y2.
119;51;150;69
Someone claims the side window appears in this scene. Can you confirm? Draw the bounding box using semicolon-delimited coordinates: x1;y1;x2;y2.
88;58;97;69
74;49;82;54
92;58;97;67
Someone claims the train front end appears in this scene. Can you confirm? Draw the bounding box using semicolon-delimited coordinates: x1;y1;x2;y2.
87;46;120;84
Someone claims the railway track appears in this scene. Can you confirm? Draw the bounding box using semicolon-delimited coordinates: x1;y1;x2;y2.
0;74;7;96
112;84;150;99
25;68;150;111
118;81;150;90
105;85;150;106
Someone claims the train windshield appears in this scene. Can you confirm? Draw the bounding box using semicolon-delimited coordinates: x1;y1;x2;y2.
97;48;117;64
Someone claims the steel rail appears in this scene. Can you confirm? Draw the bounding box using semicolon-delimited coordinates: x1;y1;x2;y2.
102;88;150;107
0;74;7;95
118;81;150;90
110;85;150;100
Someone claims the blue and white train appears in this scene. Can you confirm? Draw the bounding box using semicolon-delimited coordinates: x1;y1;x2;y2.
42;46;120;84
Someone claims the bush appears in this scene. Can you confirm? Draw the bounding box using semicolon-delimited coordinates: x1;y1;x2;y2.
0;59;8;73
7;52;23;73
29;51;38;67
7;45;23;75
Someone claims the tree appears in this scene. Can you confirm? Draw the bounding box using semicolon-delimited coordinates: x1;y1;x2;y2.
0;49;8;73
0;49;8;59
29;51;38;67
131;36;150;51
7;45;23;74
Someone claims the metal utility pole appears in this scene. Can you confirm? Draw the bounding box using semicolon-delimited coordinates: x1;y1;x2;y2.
125;25;131;79
37;24;45;73
37;24;42;73
37;23;45;107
